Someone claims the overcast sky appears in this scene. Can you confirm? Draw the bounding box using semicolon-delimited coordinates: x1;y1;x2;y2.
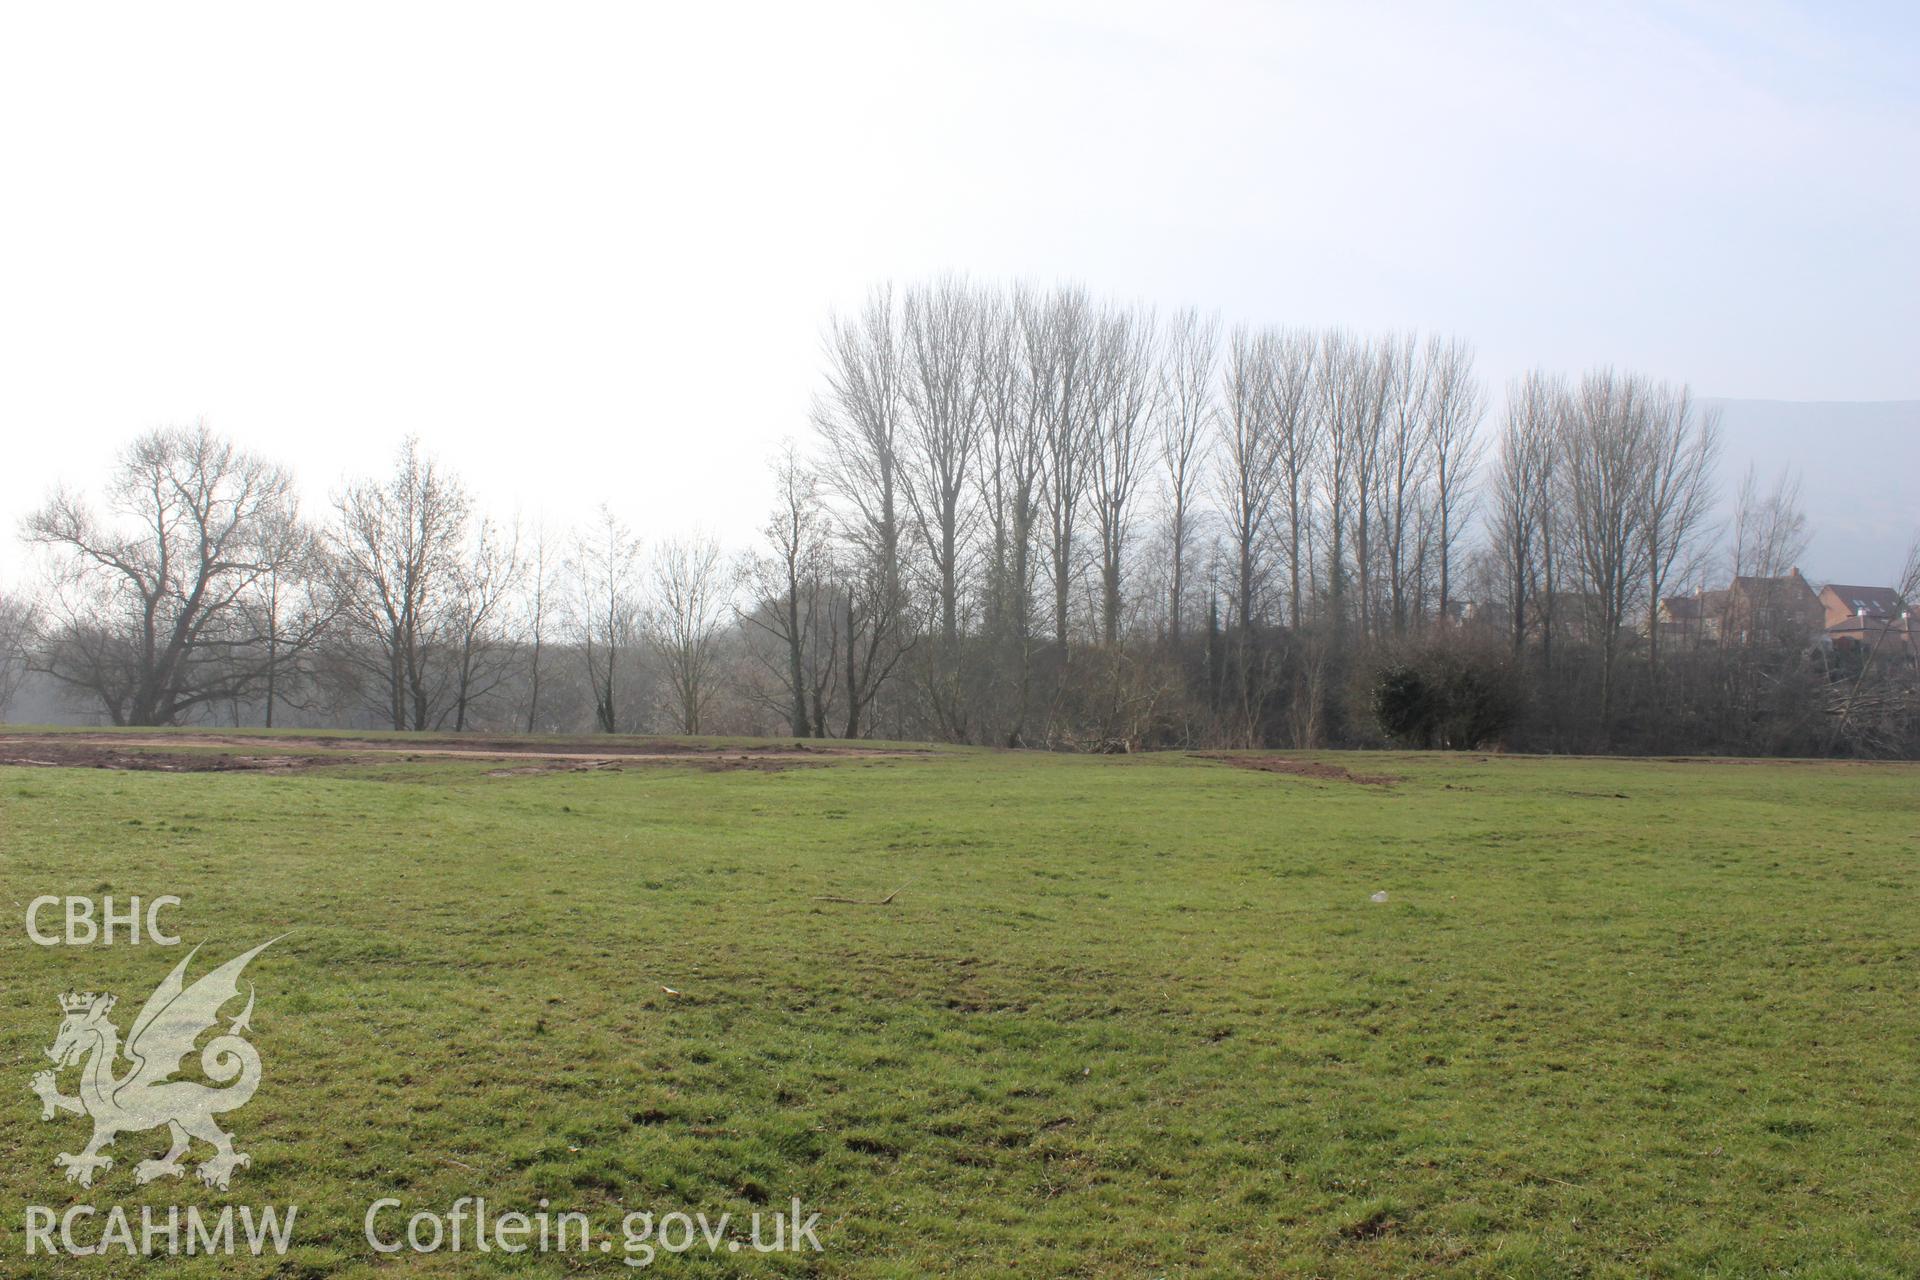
1;1;1914;584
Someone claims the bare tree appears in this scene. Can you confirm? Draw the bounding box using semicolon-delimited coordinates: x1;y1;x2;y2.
1559;369;1655;734
1490;372;1562;657
1037;286;1096;650
0;592;38;719
1424;335;1486;621
522;519;555;733
447;516;523;731
649;535;728;734
899;277;985;647
1376;333;1430;633
245;507;334;728
1728;464;1810;581
1344;338;1392;637
741;443;837;736
1214;326;1281;633
571;505;642;734
1314;330;1382;630
330;437;472;731
1208;326;1292;744
815;285;911;736
975;288;1029;636
837;551;910;739
25;424;304;725
1269;329;1318;627
1086;303;1158;644
972;285;1051;742
1156;307;1217;642
1641;385;1721;674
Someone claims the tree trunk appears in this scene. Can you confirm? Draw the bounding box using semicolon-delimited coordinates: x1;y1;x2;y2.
525;632;542;734
842;594;861;739
785;561;807;737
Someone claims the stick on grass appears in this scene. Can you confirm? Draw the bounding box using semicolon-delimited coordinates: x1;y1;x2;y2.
813;883;909;906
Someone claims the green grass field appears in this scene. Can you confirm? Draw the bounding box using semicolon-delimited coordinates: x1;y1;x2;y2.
3;737;1919;1277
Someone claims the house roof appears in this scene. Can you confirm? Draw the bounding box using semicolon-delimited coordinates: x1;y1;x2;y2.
1729;573;1820;611
1733;571;1811;591
1821;583;1903;617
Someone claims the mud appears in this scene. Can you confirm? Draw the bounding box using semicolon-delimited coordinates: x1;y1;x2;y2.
0;741;343;774
1197;753;1400;786
0;732;927;775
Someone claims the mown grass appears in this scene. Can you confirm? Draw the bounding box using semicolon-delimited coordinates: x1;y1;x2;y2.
2;741;1918;1277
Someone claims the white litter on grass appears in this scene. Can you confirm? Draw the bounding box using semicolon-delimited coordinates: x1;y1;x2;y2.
1370;891;1390;904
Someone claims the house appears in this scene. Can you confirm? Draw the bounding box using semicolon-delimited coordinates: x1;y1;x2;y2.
1819;583;1904;630
1656;590;1716;646
1652;570;1822;647
1719;569;1825;646
1824;612;1918;659
1818;582;1916;659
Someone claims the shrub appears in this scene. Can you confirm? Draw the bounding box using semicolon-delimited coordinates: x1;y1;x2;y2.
1370;637;1520;749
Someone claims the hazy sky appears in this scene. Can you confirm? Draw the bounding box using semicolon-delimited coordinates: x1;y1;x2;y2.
1;1;1915;584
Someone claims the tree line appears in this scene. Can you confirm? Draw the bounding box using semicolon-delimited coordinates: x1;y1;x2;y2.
4;278;1916;755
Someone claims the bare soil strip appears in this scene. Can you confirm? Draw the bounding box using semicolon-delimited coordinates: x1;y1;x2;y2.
1196;753;1400;786
0;732;927;775
0;742;338;774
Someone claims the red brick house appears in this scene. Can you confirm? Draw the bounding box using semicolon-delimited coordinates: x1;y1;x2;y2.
1721;569;1825;645
1820;583;1903;630
1656;569;1824;648
1656;591;1713;646
1820;582;1916;659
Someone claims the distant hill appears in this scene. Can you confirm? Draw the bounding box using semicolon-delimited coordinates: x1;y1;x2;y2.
1704;399;1917;588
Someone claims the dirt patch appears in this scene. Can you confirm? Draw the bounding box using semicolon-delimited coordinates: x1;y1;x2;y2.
263;734;885;760
480;753;851;777
0;731;928;776
1198;753;1400;786
0;741;346;774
